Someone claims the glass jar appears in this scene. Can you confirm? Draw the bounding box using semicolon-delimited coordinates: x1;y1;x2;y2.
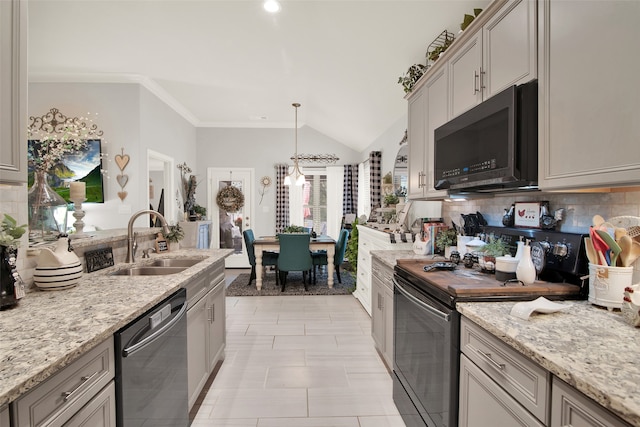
28;170;69;242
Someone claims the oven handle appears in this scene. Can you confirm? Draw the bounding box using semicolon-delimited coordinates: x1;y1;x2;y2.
393;278;451;322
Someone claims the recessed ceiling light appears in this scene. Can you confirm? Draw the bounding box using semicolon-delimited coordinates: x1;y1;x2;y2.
263;0;281;13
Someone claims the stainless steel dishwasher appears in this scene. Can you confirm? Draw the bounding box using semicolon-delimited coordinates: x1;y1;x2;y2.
114;288;188;427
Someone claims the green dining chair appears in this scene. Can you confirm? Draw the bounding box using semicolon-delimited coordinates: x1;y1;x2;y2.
243;229;279;286
312;229;349;284
277;233;313;292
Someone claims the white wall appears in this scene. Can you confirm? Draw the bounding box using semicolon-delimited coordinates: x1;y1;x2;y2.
28;82;196;229
196;126;361;237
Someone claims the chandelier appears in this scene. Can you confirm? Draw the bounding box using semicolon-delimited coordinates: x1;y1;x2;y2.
284;103;305;186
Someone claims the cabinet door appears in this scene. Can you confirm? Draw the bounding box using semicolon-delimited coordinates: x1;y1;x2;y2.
483;0;537;98
0;0;27;183
407;86;427;199
371;276;385;354
187;296;208;409
63;381;116;427
0;404;9;427
551;377;630;427
382;284;394;369
424;65;449;199
448;31;483;118
459;355;545;427
539;0;640;190
207;281;225;373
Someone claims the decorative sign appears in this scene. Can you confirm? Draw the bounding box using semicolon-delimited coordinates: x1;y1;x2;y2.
84;247;114;272
155;234;168;252
514;202;542;228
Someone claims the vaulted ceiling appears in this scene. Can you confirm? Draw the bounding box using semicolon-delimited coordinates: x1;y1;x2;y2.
28;0;488;151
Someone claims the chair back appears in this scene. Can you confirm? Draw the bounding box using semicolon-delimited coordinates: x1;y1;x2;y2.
243;229;256;266
334;229;350;265
277;233;312;272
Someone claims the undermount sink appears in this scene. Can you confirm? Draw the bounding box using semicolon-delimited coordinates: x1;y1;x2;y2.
150;258;204;268
110;266;188;276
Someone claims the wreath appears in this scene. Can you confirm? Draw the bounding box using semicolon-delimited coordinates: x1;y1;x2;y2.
216;185;245;213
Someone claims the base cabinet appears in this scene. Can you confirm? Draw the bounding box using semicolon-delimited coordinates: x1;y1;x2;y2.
354;226;412;315
11;338;115;427
371;257;394;369
0;405;9;427
551;377;630;427
187;266;226;409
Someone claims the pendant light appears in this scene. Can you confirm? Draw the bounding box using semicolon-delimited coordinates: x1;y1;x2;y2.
284;103;305;186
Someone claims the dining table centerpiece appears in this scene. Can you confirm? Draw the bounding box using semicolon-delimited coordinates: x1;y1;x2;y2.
27;108;104;241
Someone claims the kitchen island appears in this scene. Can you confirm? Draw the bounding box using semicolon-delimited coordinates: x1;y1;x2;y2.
0;247;232;408
458;300;640;426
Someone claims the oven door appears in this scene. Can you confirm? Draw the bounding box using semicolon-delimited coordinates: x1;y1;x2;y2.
393;274;460;427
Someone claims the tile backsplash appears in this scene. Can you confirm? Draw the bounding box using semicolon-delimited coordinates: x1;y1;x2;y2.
441;190;640;234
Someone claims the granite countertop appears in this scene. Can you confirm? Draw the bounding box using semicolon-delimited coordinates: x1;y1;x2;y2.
370;250;445;269
458;301;640;426
0;248;232;407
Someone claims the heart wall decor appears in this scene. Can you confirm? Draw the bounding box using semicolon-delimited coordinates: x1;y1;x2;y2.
115;148;131;201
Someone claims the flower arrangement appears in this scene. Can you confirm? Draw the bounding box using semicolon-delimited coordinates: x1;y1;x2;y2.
177;162;197;213
398;64;427;94
27;108;104;173
0;214;27;247
435;228;457;252
163;223;185;243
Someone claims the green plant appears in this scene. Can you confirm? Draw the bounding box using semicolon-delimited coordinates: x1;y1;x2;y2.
383;172;393;184
163;223;185;243
427;35;454;62
435;228;457;252
384;193;400;206
0;214;27;246
481;236;508;257
398;64;427;94
282;225;306;233
344;218;359;273
461;8;483;31
192;204;207;218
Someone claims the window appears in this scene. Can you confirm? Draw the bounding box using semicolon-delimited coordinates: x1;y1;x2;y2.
302;174;327;234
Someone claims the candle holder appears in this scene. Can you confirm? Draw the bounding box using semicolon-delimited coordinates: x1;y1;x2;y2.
71;199;86;235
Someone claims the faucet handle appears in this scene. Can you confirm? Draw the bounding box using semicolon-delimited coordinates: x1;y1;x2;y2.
142;247;157;258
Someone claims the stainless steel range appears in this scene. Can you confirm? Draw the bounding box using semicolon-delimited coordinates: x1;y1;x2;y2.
392;227;588;427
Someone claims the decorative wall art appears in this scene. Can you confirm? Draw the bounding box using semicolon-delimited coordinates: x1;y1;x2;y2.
259;176;272;205
115;148;130;201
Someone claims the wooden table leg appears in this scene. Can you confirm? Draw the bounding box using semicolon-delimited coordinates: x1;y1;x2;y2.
327;244;335;288
255;251;263;291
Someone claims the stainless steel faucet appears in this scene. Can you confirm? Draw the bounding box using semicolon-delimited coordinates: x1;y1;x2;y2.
126;209;171;263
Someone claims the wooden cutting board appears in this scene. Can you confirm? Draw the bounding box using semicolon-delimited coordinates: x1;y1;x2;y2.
396;259;581;299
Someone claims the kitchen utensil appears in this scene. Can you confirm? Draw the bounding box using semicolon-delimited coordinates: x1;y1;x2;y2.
614;227;628;241
592;214;606;228
595;229;621;267
608;216;640;230
584;237;597;264
618;235;640;267
589;227;609;265
628;225;640;239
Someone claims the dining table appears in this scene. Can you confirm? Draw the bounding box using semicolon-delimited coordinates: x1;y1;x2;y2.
253;235;336;291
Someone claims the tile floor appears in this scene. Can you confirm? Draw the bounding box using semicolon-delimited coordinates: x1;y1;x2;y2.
190;269;406;427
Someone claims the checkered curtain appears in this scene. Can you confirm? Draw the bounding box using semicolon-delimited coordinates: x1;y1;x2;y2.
342;164;358;215
275;164;290;233
369;151;382;209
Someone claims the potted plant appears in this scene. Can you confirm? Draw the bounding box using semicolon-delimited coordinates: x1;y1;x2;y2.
383;193;400;208
435;228;457;258
192;204;207;220
397;64;427;94
163;223;185;251
479;237;508;272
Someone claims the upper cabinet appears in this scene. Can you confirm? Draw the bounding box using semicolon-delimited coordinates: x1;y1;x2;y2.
0;0;28;184
449;0;537;118
538;0;640;190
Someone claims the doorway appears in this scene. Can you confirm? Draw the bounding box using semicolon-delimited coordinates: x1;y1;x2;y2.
208;168;254;268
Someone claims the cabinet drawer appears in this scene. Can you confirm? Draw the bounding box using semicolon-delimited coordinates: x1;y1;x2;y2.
64;381;116;427
371;259;393;290
460;317;549;422
551;377;631;427
13;337;115;427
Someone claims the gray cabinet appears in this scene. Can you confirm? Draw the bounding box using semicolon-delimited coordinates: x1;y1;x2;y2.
538;0;640;190
0;0;28;183
371;257;394;369
186;262;226;409
448;0;537;118
407;63;449;200
551;377;630;427
11;338;116;427
0;405;9;427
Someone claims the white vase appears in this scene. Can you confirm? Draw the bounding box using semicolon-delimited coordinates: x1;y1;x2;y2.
516;245;536;285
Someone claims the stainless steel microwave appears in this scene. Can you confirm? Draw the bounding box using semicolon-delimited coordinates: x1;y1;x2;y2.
434;79;538;193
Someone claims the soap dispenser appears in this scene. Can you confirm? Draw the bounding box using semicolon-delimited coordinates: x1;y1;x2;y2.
516;240;536;285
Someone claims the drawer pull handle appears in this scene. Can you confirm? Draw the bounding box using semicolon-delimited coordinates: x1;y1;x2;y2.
62;371;99;402
476;349;505;371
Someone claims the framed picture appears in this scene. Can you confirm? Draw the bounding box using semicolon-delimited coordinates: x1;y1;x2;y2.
28;139;105;203
514;202;541;228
